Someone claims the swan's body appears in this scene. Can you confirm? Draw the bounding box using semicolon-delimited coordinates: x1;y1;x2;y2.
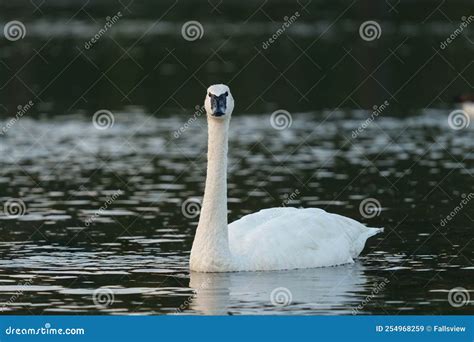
190;84;382;273
461;102;474;118
228;207;381;271
454;94;474;118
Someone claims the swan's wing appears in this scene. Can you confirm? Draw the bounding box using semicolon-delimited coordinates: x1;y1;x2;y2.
228;207;381;270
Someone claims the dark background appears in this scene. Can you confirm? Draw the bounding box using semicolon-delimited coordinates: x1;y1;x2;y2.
0;0;472;117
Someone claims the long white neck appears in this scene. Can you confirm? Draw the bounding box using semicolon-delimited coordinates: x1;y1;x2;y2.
190;118;232;271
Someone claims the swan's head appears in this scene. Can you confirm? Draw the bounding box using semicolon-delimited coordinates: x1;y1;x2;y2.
204;84;234;119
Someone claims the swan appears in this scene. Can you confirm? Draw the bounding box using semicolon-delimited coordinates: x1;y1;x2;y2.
189;84;382;272
454;94;474;118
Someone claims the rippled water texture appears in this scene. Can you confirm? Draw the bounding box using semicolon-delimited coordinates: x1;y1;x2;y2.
0;111;472;314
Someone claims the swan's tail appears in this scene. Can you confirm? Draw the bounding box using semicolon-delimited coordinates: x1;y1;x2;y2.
366;227;384;238
351;227;383;258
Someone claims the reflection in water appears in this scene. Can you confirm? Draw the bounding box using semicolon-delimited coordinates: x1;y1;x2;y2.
190;264;374;315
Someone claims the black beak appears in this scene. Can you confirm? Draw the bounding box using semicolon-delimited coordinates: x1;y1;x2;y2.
210;92;228;117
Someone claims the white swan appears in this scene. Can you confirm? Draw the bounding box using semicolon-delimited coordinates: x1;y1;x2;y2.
454;94;474;118
190;84;382;272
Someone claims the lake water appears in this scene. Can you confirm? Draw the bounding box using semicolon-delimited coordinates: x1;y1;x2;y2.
0;0;473;315
0;111;472;315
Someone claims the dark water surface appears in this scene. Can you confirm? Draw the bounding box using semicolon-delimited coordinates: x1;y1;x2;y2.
0;0;473;315
0;111;472;315
1;0;473;115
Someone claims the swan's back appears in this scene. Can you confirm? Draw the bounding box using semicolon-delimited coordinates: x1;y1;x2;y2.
228;207;381;271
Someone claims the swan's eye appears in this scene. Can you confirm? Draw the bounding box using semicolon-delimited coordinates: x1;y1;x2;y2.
208;92;212;97
224;91;228;97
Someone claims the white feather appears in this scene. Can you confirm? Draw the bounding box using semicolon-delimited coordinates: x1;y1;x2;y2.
189;85;382;273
